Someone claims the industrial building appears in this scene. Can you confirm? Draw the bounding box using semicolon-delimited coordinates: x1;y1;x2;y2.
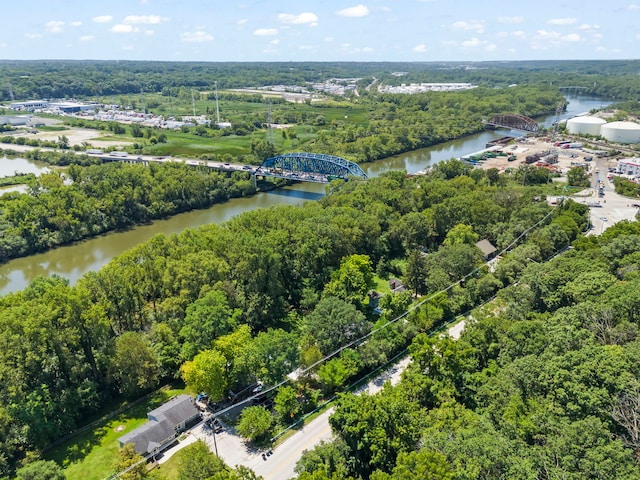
617;158;640;177
0;115;31;126
49;102;97;114
566;116;606;136
600;121;640;144
8;100;49;111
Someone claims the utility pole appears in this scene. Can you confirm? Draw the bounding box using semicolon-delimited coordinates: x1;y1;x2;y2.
267;97;273;143
214;81;221;124
140;86;146;118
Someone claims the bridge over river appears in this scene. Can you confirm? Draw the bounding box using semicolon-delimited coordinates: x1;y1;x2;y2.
94;151;367;184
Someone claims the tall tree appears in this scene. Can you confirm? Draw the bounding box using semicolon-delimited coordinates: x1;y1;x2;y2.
178;440;226;480
111;331;160;398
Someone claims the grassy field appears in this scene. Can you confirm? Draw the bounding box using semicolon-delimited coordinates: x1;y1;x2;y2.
45;386;191;480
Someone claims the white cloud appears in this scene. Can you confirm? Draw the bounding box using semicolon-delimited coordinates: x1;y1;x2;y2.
413;44;427;52
123;15;166;24
45;21;65;33
578;23;600;30
111;24;138;33
324;36;333;42
628;4;640;10
336;4;369;17
92;15;113;23
70;21;82;27
462;37;482;47
181;31;214;42
561;33;581;42
497;16;523;24
451;20;485;33
362;46;374;52
534;29;560;41
237;18;248;26
459;38;497;51
271;39;280;45
278;12;318;25
498;30;526;39
25;33;43;39
122;45;134;51
547;17;577;25
0;42;7;48
253;28;278;36
80;35;94;41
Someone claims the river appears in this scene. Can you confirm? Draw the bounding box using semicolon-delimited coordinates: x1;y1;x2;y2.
0;95;609;295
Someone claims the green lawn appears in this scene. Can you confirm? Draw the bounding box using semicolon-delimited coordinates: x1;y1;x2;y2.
146;448;186;480
45;386;190;480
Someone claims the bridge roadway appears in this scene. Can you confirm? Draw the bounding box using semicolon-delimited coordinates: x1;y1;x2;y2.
93;153;336;183
94;152;257;173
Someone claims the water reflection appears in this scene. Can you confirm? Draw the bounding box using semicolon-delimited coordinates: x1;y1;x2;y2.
0;157;50;177
0;95;612;295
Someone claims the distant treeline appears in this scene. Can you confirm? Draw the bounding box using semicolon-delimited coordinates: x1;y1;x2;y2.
2;59;640;101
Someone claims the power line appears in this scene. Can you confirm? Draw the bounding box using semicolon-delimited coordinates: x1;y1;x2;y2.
108;208;560;479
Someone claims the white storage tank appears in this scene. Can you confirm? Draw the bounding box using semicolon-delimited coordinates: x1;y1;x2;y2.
601;121;640;144
566;116;606;136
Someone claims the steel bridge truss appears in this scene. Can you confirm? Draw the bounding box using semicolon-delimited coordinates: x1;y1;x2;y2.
256;152;368;184
485;113;540;133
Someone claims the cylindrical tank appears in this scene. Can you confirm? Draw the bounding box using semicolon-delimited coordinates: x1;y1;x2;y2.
566;116;606;136
601;121;640;144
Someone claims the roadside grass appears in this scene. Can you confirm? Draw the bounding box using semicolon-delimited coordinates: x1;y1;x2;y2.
45;386;191;480
37;125;69;132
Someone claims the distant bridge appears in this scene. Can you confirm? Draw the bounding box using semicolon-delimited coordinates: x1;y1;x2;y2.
255;152;368;184
89;150;368;184
483;113;540;133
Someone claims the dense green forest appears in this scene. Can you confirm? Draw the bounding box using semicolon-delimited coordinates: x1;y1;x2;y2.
0;162;256;262
2;60;640;101
295;219;640;480
0;162;587;478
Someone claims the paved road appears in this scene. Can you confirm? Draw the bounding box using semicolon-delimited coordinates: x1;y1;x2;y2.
549;156;638;235
582;156;638;234
201;321;464;480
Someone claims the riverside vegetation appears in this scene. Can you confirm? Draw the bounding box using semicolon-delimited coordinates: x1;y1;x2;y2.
1;60;640;478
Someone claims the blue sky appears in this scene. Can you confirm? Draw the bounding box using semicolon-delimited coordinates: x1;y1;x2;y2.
2;0;639;62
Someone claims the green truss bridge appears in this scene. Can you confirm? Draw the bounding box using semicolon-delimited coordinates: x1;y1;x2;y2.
255;152;368;184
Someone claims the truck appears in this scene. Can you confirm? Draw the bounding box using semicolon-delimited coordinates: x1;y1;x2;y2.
109;151;128;158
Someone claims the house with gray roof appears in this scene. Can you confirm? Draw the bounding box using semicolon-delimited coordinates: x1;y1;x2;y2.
475;239;498;260
118;394;201;457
